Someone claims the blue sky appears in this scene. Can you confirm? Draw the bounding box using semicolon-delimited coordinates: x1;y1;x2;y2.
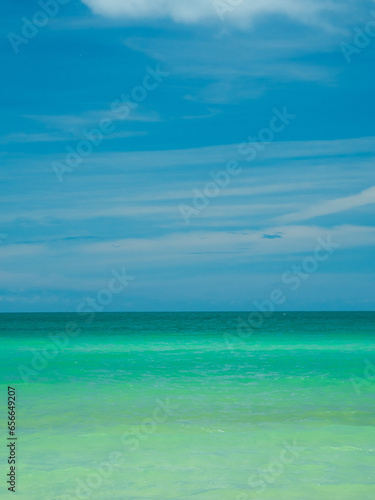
1;0;375;312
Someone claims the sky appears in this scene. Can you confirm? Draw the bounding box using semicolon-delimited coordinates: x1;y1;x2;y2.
1;0;375;312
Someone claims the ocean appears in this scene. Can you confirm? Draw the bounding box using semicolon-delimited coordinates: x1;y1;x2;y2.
1;312;375;499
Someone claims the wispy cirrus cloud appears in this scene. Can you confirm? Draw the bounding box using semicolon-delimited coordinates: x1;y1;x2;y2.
276;186;375;224
0;109;155;144
26;108;161;131
0;130;144;144
81;0;354;27
1;225;372;272
0;133;68;144
124;35;338;104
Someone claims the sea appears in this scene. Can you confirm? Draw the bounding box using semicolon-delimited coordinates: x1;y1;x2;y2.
0;312;374;500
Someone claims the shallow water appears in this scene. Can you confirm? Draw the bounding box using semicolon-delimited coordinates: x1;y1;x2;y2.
1;312;375;499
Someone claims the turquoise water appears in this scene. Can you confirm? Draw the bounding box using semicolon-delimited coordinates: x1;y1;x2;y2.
1;312;375;499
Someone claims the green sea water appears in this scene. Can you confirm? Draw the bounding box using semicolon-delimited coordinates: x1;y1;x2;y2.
1;312;375;500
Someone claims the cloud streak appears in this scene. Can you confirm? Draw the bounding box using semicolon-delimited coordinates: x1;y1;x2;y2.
276;186;375;224
82;0;345;27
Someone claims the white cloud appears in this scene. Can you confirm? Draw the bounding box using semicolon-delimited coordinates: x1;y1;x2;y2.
0;133;68;144
81;0;340;26
26;109;160;132
61;136;375;171
0;109;155;144
124;35;337;102
276;186;375;224
70;224;375;271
